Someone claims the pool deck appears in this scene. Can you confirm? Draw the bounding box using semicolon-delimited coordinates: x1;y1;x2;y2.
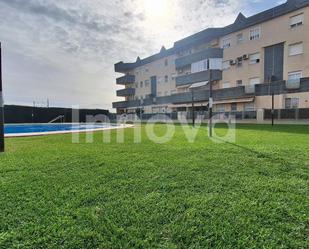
5;124;134;138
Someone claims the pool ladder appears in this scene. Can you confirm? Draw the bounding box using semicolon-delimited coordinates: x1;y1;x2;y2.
49;115;65;123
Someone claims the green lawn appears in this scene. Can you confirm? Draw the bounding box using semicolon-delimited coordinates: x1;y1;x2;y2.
0;124;308;248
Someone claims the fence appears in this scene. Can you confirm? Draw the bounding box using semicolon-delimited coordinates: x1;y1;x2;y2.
264;108;309;120
119;111;257;123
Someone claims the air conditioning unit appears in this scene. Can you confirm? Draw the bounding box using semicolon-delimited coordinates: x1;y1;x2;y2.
243;54;249;60
229;60;236;65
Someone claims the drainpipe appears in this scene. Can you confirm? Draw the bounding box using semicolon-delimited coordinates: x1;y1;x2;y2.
0;42;4;152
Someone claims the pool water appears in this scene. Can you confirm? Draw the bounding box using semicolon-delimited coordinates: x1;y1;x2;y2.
4;123;114;135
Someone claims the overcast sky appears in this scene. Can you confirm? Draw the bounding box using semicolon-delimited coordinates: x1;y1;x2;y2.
0;0;284;111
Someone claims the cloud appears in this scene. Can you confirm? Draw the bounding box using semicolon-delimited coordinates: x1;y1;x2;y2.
0;0;268;110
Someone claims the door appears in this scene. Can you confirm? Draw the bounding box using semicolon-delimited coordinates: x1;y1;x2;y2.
264;43;284;82
150;76;157;97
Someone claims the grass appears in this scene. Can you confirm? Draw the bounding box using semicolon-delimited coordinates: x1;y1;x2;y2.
0;124;308;248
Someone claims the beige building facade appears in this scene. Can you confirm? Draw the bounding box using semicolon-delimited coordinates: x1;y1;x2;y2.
113;0;309;118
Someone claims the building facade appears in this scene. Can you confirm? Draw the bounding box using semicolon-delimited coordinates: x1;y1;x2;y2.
113;0;309;118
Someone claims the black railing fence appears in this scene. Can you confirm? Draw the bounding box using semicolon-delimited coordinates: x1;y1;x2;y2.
264;108;309;120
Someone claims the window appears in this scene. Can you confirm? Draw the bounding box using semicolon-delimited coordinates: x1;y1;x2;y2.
221;37;231;49
237;33;244;44
140;81;143;88
244;103;255;111
249;77;260;85
145;68;149;72
222;61;230;70
236;80;243;86
191;59;208;73
288;71;302;80
249;27;260;40
164;59;168;66
209;58;223;70
135;82;139;88
285;98;299;109
164;75;168;83
249;53;260;64
157;77;163;84
289;42;303;56
231;103;237;112
222;81;230;89
145;79;150;87
216;104;225;113
290;14;303;28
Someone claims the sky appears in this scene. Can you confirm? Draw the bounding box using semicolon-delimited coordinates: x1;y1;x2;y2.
0;0;286;111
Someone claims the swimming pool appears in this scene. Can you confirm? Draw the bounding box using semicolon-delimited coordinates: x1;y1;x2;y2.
4;123;125;137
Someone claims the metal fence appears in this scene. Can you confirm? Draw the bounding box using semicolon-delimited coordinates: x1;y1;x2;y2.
264;108;309;120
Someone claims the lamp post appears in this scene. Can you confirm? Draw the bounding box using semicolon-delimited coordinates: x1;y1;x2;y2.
0;42;4;152
209;70;213;137
189;81;209;128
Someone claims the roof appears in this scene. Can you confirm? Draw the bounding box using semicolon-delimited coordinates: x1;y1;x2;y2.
115;0;309;71
175;0;309;48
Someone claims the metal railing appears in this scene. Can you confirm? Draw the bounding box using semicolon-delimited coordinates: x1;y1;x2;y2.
49;115;65;123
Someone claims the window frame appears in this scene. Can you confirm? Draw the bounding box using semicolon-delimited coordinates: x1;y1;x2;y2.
288;42;304;56
221;37;232;49
222;81;231;89
249;77;260;86
288;71;303;80
249;26;261;41
237;33;244;44
285;97;299;109
290;13;304;29
249;52;260;64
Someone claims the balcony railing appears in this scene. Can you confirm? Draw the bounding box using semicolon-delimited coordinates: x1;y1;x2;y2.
116;75;135;85
175;48;223;69
113;78;309;109
115;62;138;73
112;100;140;109
286;78;301;89
245;85;256;94
116;88;135;97
175;70;222;87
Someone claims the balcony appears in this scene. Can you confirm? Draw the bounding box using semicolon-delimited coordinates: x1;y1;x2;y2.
112;100;140;109
115;62;138;73
175;70;222;87
175;48;223;69
116;88;135;97
116;75;135;85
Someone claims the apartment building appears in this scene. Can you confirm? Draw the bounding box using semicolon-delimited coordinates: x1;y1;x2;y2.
113;0;309;117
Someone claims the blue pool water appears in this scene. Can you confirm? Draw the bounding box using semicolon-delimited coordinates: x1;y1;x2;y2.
4;123;113;135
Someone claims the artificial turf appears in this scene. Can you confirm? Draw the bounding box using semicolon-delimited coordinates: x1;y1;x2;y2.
0;124;308;248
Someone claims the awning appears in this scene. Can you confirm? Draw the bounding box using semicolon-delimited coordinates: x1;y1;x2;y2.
214;97;254;105
189;81;209;89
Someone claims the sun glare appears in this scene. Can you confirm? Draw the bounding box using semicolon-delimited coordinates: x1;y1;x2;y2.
143;0;169;19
